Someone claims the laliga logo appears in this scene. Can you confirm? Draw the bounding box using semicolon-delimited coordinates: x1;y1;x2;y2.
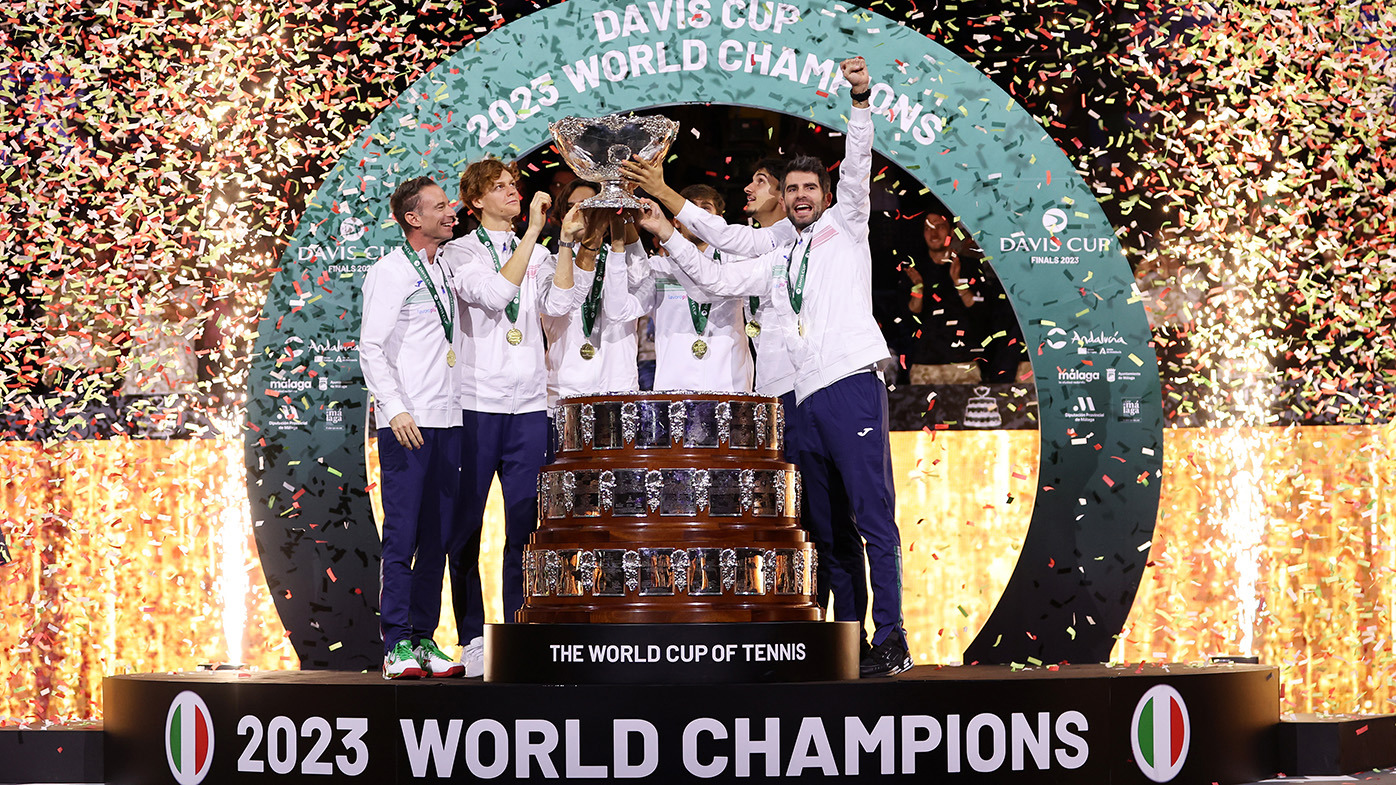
165;691;215;785
1131;685;1190;782
1042;208;1069;233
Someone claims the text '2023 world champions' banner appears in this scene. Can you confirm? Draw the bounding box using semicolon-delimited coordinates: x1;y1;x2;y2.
245;0;1163;670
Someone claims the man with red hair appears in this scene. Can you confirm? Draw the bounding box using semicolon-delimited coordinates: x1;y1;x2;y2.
442;159;600;675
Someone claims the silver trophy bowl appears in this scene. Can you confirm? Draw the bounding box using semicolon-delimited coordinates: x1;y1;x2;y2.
550;114;681;209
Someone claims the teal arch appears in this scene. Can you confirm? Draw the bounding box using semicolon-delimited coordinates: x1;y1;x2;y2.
247;0;1163;669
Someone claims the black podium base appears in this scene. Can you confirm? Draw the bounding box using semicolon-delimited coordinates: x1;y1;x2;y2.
104;663;1285;784
485;621;860;683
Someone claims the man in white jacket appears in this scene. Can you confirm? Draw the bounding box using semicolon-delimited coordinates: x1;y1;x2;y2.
622;156;870;641
622;157;798;398
359;176;466;680
543;213;650;448
636;185;753;393
635;57;913;677
441;159;596;675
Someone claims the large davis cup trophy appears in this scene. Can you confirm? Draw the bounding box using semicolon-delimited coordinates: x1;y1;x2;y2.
549;113;680;209
487;392;860;684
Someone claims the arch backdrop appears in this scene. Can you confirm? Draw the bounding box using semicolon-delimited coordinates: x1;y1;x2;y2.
245;0;1163;670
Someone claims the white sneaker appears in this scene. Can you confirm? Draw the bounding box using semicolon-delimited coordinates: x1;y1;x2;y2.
415;639;465;678
463;636;485;678
383;639;426;680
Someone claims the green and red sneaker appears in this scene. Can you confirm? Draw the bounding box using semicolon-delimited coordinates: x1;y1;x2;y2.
415;639;465;678
382;639;426;680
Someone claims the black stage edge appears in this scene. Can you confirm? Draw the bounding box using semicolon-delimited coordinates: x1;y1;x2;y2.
0;723;103;784
108;663;1280;784
1279;713;1396;775
485;622;859;683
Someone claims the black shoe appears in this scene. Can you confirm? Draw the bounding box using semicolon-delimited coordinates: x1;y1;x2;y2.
859;632;913;677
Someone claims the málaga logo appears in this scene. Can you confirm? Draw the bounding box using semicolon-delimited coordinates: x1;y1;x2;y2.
165;690;215;785
1131;684;1190;782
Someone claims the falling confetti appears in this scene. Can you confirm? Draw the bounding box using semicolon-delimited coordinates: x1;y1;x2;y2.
1;0;1393;725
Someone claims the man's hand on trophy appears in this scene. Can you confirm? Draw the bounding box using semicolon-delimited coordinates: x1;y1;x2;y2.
619;156;666;196
635;198;675;242
608;212;628;249
559;205;586;244
581;209;608;247
619;207;643;245
555;202;577;243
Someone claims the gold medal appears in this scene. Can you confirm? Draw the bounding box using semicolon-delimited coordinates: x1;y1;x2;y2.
579;342;596;360
691;339;708;359
745;321;761;339
798;321;805;337
506;327;524;345
446;348;457;367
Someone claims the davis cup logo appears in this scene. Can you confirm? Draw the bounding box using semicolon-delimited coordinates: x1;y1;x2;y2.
1131;684;1191;782
1042;207;1069;233
165;691;215;785
339;216;366;242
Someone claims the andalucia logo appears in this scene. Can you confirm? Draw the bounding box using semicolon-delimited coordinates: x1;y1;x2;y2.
1130;684;1191;782
164;690;215;785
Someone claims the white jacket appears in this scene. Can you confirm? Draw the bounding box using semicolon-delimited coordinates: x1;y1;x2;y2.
673;202;800;397
638;245;752;393
358;246;462;429
662;106;889;403
542;241;649;410
442;228;591;414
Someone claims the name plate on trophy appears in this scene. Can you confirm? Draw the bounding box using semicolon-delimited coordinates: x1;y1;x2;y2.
540;467;798;520
524;546;815;599
556;394;783;457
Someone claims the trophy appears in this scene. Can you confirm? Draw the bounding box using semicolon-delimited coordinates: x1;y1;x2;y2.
519;391;818;624
550;113;680;209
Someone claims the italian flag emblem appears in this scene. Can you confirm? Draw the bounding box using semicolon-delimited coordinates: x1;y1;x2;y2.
164;690;215;785
1131;684;1191;782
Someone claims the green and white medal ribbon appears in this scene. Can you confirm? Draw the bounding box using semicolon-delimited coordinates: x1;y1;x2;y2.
578;244;609;360
687;249;716;358
579;244;610;338
403;244;456;366
786;235;813;336
477;226;523;345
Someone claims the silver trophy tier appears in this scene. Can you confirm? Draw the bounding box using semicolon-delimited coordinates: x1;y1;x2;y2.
550;114;680;209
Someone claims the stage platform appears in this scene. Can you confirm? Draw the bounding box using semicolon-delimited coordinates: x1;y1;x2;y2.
89;662;1290;784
